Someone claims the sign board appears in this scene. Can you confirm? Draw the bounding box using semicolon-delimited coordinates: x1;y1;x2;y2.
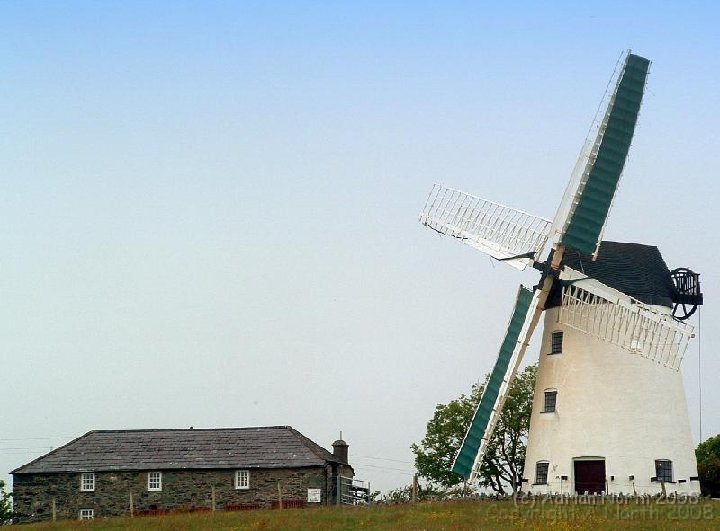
307;488;321;503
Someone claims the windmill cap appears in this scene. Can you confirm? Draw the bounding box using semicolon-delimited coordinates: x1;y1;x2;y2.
546;241;676;309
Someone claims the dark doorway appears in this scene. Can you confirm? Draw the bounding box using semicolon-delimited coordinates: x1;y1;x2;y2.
574;460;606;494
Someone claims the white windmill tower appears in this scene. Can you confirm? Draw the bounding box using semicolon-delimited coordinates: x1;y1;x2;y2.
418;52;704;495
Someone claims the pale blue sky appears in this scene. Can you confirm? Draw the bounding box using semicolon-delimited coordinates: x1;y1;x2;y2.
1;1;718;492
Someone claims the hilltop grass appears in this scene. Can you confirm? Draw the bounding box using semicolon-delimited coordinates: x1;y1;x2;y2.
22;498;720;530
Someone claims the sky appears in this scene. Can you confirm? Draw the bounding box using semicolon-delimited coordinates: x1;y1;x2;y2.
1;1;719;493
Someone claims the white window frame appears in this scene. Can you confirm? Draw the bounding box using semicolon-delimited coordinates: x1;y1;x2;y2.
147;471;163;491
235;469;250;490
535;461;549;485
80;472;95;492
79;508;94;520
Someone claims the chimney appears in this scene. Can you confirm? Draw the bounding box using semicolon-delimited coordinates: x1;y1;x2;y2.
332;431;349;464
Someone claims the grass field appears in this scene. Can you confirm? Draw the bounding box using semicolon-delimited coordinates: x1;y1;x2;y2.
20;498;720;530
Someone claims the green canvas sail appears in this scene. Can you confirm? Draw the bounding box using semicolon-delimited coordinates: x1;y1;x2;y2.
452;286;534;479
562;53;650;256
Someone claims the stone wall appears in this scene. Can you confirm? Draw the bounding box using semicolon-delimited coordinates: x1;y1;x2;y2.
13;465;353;524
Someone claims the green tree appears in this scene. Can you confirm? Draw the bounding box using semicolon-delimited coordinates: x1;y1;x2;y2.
412;364;536;495
696;434;720;498
0;480;11;525
480;363;536;495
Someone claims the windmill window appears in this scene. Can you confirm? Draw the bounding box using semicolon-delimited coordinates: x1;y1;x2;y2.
147;471;162;491
80;472;95;492
79;509;94;520
235;470;250;489
543;390;557;413
550;331;563;354
535;462;549;485
655;460;673;483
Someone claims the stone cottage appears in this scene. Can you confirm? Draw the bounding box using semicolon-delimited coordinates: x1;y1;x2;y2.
11;426;353;523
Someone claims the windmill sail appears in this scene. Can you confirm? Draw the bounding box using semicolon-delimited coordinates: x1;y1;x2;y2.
452;286;539;481
420;184;551;270
551;52;650;259
558;267;694;370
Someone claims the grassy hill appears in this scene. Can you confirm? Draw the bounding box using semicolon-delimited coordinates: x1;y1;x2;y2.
21;498;720;530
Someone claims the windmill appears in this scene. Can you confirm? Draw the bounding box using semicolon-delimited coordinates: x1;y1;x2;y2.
418;52;704;495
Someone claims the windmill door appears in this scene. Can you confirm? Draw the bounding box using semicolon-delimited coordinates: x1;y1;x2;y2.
574;460;606;494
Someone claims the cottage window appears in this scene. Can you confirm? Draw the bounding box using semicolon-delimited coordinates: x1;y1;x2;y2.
543;390;557;413
80;472;95;492
235;470;250;489
148;471;162;491
535;462;549;485
79;508;94;520
550;331;563;354
655;460;673;483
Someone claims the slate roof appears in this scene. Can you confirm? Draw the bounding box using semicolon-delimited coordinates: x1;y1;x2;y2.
12;426;347;474
546;241;676;309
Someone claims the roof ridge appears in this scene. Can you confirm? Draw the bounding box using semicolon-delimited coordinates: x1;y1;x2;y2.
84;426;292;434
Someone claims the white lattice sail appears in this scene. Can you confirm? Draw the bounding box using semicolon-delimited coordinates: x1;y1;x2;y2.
419;184;551;270
550;52;651;259
558;267;694;370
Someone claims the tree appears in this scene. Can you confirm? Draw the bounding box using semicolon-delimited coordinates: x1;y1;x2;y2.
480;363;535;495
0;480;11;526
696;434;720;497
411;383;481;489
411;364;536;495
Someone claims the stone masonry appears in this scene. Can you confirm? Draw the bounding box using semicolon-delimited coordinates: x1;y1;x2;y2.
13;464;353;523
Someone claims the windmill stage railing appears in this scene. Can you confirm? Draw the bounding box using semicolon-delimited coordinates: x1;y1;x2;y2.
559;278;694;371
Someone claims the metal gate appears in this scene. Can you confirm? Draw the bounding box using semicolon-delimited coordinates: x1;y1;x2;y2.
337;476;370;505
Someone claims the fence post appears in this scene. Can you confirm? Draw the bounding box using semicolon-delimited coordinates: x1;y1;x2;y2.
211;485;216;512
412;474;418;503
52;498;56;521
277;482;283;509
129;492;134;517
